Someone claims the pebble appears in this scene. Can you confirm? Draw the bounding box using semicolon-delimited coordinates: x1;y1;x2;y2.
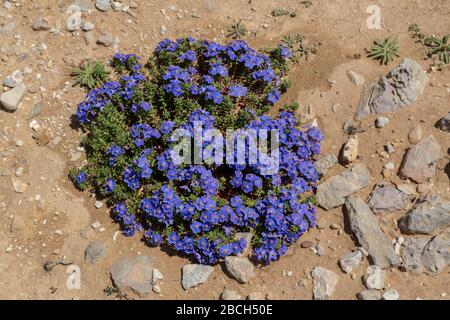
247;292;263;300
81;21;95;31
159;25;167;35
152;268;164;283
311;267;339;300
32;16;51;31
1;84;28;111
339;250;363;273
97;34;115;47
301;240;314;248
28;101;42;120
357;289;381;300
408;125;422;144
3;69;23;88
340;136;359;164
181;264;214;289
12;178;28;193
95;0;111;12
94;200;104;209
364;265;386;290
375;116;390;128
221;288;242;300
316;244;325;256
91;221;102;230
382;289;400;300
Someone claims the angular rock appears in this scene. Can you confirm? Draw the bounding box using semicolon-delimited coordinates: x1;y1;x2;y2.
1;84;27;111
221;288;242;300
247;292;263;300
420;231;450;275
344;196;401;268
317;163;370;210
363;265;385;290
311;267;339;300
357;289;382;300
109;256;154;296
399;194;450;235
382;289;400;300
97;34;115;47
355;58;428;119
436;112;450;132
368;184;409;213
399;135;442;183
375;116;390;128
3;69;23;88
95;0;111;12
32;16;51;31
339;136;359;165
316;154;338;176
408;125;423;144
181;264;214;289
85;240;108;263
225;256;255;283
338;250;363;273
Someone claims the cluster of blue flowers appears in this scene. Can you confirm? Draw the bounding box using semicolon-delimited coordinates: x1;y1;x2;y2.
73;38;323;265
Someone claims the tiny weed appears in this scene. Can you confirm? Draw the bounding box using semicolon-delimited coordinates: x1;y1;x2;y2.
226;20;247;39
368;37;399;65
71;60;109;90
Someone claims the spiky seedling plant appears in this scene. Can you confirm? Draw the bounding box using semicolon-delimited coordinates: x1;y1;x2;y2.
425;35;450;64
368;38;399;65
271;8;290;17
408;23;426;43
71;60;109;90
281;33;317;63
226;20;247;39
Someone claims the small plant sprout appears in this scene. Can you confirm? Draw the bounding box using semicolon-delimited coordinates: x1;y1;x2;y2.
408;23;426;43
226;20;247;39
271;8;290;17
368;37;399;65
282;33;317;63
301;1;313;8
71;60;109;90
425;34;450;64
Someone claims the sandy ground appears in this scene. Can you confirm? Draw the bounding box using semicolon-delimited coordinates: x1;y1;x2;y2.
0;0;449;300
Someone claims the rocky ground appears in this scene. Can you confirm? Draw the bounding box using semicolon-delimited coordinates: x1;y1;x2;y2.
0;0;449;300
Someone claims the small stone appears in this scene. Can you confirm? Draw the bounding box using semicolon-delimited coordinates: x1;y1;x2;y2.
316;154;338;176
85;240;108;263
364;265;386;290
3;69;23;88
221;288;242;300
97;34;115;47
181;264;214;289
316;244;325;256
12;178;28;193
340;136;359;165
382;289;400;300
408;125;422;144
81;21;95;31
385;142;396;154
375;116;390;128
357;289;382;300
28;101;42;119
436;113;450;132
224;256;255;283
66;15;81;31
152;268;164;283
311;267;339;300
301;240;314;248
247;292;263;300
339;250;363;273
32;17;51;31
95;0;111;12
152;284;161;294
91;221;102;230
368;184;409;213
159;25;167;35
109;256;155;296
94;200;103;209
399;135;442;183
1;84;27;111
54;229;63;235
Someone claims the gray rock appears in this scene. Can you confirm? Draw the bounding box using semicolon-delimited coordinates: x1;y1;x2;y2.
436;112;450;132
97;34;115;47
382;289;400;300
316;154;338;176
224;256;254;283
317;163;370;210
368;184;409;213
401;236;430;274
356;58;427;119
399;135;442;183
81;21;95;31
73;0;94;11
338;250;363;273
32;17;51;31
375;116;390;128
363;265;385;290
399;194;450;234
344;196;401;268
347;70;366;87
0;20;15;34
357;289;382;300
420;230;450;275
3;69;23;88
311;267;339;300
1;84;28;111
109;256;154;296
246;292;263;300
85;240;108;263
66;13;81;31
95;0;111;11
28;101;42;119
181;264;214;289
221;288;242;300
159;25;167;35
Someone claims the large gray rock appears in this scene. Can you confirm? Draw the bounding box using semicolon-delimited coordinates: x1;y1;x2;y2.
355;58;428;119
399;194;450;235
401;231;450;275
344;196;401;268
436;112;450;132
368;184;409;213
317;163;370;210
1;84;27;111
399;135;442;183
109;256;154;296
181;264;214;289
85;240;108;263
311;267;339;300
224;256;255;283
316;154;338;176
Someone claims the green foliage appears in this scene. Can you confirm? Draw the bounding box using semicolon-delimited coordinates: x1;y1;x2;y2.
300;0;313;8
368;37;399;65
281;34;317;63
71;60;109;90
408;23;426;42
226;20;247;39
271;8;291;17
425;34;450;64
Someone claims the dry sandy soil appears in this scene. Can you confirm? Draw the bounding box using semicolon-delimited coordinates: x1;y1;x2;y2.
0;0;449;300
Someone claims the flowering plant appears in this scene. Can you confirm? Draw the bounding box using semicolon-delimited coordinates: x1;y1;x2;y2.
71;38;323;265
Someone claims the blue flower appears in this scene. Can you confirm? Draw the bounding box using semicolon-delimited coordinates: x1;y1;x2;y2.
229;85;247;97
76;171;87;185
